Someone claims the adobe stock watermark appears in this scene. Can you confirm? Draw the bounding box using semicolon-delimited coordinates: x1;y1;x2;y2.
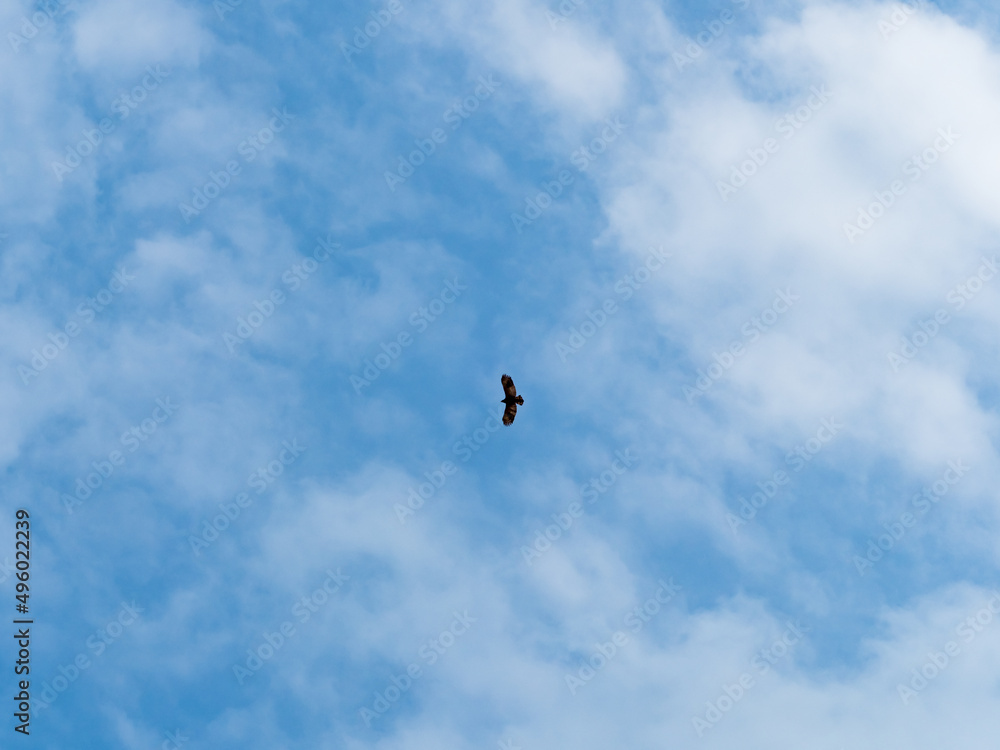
944;255;999;311
189;438;306;554
61;398;179;514
33;601;143;715
887;255;998;371
232;568;349;684
716;85;831;201
896;591;1000;704
359;610;476;727
521;449;637;565
545;0;586;29
51;65;171;182
510;115;627;233
178;107;294;222
393;459;457;524
672;0;750;70
350;278;467;394
853;460;970;575
684;288;798;402
18;266;136;385
7;0;70;53
843;127;958;243
555;245;671;362
214;0;245;21
692;620;808;737
223;233;337;354
449;407;506;459
394;405;511;524
726;418;843;532
157;729;190;750
565;578;681;695
879;0;926;40
384;75;501;192
341;0;405;62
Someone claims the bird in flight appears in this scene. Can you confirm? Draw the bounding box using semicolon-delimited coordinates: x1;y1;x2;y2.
501;374;524;426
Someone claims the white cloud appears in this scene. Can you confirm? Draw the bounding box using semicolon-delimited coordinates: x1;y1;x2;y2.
73;0;210;71
409;0;628;120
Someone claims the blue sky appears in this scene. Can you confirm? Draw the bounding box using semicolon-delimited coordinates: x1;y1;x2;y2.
2;0;1000;747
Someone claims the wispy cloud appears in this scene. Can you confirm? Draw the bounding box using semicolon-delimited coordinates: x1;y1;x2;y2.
6;0;1000;747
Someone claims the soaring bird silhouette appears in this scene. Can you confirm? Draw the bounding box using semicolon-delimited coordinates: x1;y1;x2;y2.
500;374;524;426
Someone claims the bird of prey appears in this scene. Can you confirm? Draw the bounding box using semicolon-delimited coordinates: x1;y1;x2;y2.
501;374;524;426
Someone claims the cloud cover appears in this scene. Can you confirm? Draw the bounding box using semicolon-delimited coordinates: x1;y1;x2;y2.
1;0;1000;746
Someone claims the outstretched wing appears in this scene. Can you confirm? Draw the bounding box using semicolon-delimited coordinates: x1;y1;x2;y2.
501;373;517;399
502;401;517;425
